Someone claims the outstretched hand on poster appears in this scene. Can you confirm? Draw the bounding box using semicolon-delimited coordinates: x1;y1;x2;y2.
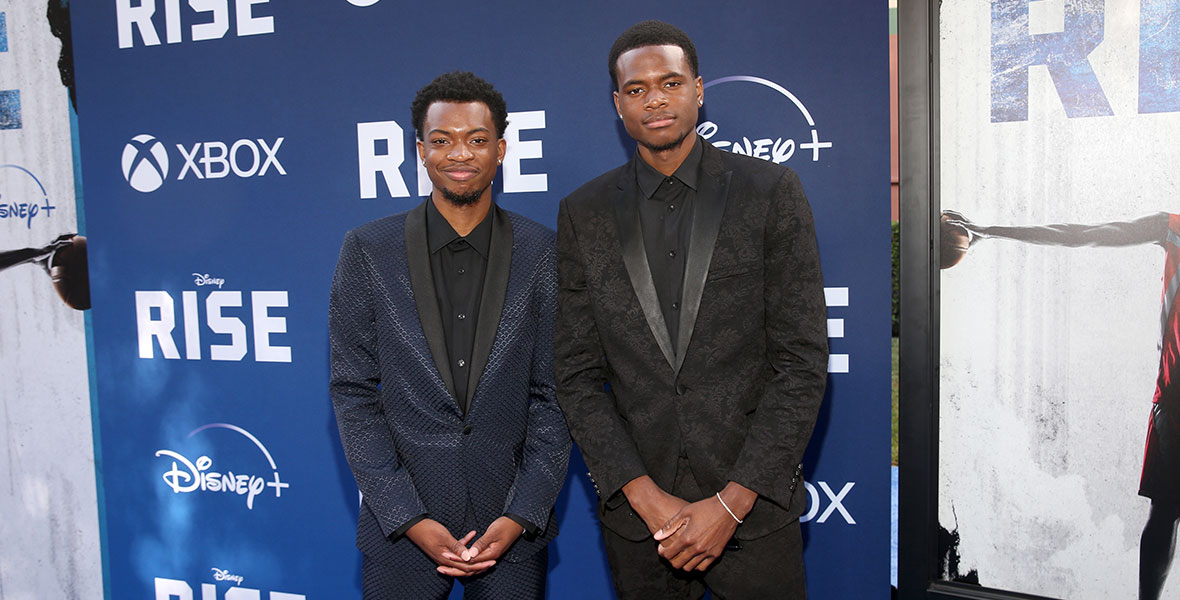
940;211;976;269
0;233;90;310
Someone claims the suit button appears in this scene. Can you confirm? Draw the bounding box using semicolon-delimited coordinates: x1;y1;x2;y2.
463;425;472;435
675;384;688;396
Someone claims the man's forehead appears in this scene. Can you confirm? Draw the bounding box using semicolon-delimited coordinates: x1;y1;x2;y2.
619;45;686;65
423;101;494;130
616;45;690;79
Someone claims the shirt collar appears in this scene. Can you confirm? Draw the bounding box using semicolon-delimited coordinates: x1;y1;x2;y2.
426;199;493;258
635;135;703;199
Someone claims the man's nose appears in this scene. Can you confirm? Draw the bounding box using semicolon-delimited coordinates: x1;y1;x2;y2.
645;90;668;109
448;142;473;160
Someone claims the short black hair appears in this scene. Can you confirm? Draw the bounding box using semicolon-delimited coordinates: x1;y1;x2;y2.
608;20;699;89
411;71;509;140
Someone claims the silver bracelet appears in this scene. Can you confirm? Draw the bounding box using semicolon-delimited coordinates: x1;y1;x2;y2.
716;492;743;524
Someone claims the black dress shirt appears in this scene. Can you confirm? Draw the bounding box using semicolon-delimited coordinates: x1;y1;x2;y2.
635;136;702;350
426;199;491;415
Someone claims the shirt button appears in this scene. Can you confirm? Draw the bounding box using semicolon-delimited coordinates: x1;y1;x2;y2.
668;203;676;212
668;250;677;258
457;267;465;275
665;177;675;185
672;302;680;311
458;359;466;368
457;313;466;320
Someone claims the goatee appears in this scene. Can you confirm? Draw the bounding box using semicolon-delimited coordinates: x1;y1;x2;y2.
640;130;690;154
440;185;487;207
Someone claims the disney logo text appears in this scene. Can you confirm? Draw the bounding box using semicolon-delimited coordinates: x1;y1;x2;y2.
155;449;288;510
210;568;244;586
193;273;225;288
0;194;56;229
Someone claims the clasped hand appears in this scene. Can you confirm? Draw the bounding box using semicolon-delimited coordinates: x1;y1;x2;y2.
405;516;524;577
652;495;741;572
626;477;755;573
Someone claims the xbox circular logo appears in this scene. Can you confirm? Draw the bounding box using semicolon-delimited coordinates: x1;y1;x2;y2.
122;134;169;193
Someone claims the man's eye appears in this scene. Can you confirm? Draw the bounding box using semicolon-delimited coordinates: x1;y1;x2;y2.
667;81;681;88
471;138;487;145
627;88;643;96
431;139;448;145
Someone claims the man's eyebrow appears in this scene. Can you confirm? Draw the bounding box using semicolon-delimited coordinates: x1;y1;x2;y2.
427;126;491;136
621;72;685;88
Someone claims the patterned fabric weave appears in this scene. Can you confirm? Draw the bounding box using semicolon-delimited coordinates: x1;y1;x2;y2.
555;141;828;543
361;545;547;600
330;204;570;586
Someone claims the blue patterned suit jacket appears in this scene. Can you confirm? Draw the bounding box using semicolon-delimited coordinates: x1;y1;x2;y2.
329;201;570;571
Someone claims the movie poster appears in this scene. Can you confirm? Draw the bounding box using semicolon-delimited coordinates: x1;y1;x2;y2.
939;0;1180;597
0;1;101;597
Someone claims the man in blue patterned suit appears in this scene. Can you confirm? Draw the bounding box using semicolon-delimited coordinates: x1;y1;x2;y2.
329;71;570;600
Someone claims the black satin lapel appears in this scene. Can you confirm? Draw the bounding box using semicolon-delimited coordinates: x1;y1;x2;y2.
466;206;511;412
675;170;731;372
613;179;676;371
404;202;459;405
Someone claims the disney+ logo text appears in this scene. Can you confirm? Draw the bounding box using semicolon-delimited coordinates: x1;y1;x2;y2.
155;423;289;510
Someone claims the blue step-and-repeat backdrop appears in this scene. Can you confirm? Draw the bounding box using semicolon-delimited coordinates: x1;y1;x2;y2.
71;1;889;598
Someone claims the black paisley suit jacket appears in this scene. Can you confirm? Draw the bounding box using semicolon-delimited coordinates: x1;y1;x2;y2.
330;202;571;571
555;138;828;542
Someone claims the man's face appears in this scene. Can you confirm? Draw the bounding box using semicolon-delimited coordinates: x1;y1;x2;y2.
613;45;703;154
417;101;506;207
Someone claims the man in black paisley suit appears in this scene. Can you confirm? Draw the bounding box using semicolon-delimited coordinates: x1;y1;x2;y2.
330;71;570;600
555;21;828;599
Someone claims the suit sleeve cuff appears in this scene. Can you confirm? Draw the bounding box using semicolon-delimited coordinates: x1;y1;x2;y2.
728;461;803;509
391;514;428;539
602;465;649;510
504;513;540;540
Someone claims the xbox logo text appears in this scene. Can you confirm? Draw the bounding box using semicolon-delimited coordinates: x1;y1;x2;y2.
121;133;287;193
123;134;169;193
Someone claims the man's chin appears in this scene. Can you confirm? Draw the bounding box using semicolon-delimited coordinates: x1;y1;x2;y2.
639;131;691;154
438;186;488;207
